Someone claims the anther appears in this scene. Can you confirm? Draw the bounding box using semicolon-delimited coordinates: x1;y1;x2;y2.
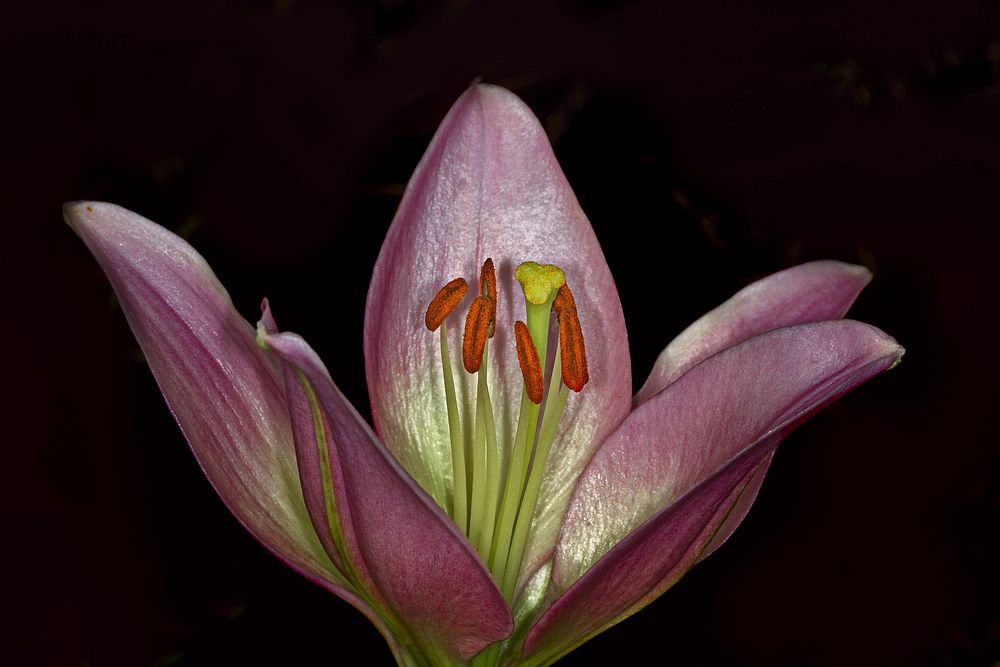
480;258;496;300
480;258;497;338
514;320;544;404
554;285;589;392
552;284;577;314
425;278;469;332
463;296;493;373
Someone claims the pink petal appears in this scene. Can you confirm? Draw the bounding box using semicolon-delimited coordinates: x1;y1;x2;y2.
261;327;512;661
364;84;632;583
524;320;902;662
64;202;393;639
631;261;872;562
634;260;872;406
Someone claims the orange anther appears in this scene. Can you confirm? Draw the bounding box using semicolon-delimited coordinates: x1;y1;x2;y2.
553;284;577;314
480;258;497;300
463;296;493;373
514;320;544;404
425;278;469;332
557;299;589;392
480;258;497;339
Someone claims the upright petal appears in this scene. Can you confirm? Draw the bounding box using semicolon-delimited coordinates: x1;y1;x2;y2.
364;84;631;579
634;260;872;405
64;202;369;612
524;321;902;664
261;328;512;662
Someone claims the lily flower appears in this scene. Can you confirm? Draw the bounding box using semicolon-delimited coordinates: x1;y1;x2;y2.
66;83;902;666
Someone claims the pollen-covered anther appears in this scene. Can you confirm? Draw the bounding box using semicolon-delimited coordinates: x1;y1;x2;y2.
552;283;577;314
480;258;498;338
514;320;544;404
480;258;497;300
463;295;493;373
554;285;589;392
424;278;469;331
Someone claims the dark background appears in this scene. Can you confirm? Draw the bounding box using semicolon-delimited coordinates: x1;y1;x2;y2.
3;1;998;665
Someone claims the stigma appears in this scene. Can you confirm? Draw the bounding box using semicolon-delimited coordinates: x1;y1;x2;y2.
423;257;589;600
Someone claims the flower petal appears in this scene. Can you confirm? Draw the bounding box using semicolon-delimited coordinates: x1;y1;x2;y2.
63;202;393;637
364;84;631;583
634;260;872;406
524;320;902;663
261;327;513;661
632;261;873;562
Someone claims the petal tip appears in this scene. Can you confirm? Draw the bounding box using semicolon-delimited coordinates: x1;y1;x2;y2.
852;322;904;372
62;200;94;230
845;261;873;283
63;201;136;242
462;81;534;120
257;298;279;337
805;259;872;289
887;343;905;369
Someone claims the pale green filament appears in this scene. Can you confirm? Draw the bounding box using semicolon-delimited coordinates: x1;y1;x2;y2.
489;393;537;579
475;340;500;559
502;344;570;600
469;339;498;554
440;323;468;532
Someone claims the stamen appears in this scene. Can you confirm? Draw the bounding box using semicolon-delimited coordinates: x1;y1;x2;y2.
554;285;589;392
463;295;493;373
425;278;469;331
514;320;544;404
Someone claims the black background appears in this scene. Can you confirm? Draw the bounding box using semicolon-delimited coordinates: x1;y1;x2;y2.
3;1;998;665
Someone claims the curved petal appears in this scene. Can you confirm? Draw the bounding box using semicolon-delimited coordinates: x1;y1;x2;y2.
523;320;902;664
63;202;391;632
634;260;872;406
633;261;873;562
261;327;513;662
363;84;631;583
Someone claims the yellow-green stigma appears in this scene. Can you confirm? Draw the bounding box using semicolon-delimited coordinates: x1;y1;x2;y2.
514;261;565;305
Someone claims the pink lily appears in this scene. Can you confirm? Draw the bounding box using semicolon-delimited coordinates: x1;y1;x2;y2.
65;83;902;666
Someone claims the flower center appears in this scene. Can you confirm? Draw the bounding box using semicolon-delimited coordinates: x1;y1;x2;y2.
424;258;589;601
